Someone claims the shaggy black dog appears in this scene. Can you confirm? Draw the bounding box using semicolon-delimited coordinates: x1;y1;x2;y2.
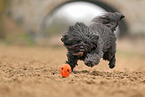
61;12;125;71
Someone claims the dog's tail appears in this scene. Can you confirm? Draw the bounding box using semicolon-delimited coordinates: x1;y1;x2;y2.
92;12;125;31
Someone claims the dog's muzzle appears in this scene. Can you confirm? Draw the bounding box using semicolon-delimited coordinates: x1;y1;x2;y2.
73;52;84;56
73;46;85;57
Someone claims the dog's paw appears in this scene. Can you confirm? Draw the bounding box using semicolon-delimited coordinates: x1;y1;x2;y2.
85;61;95;67
109;64;115;69
84;58;98;67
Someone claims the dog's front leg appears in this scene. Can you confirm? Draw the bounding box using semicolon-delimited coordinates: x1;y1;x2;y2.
66;52;78;71
84;51;103;67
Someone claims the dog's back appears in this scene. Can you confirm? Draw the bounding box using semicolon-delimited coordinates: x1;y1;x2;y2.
89;12;125;51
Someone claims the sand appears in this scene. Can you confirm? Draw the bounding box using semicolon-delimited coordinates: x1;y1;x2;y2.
0;41;145;97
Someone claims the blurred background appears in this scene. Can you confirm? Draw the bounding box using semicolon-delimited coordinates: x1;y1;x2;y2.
0;1;145;97
0;0;145;51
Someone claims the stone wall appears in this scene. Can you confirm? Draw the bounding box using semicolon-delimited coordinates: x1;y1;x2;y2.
9;0;66;33
9;0;145;35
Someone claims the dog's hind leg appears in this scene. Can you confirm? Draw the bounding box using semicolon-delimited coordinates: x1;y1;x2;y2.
103;46;116;69
108;55;116;69
66;52;78;71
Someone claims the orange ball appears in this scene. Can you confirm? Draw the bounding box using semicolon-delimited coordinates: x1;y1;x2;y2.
60;64;71;78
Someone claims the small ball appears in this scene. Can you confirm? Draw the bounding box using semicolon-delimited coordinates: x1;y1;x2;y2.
60;64;71;78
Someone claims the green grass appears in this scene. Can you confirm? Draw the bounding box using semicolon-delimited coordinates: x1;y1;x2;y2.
3;33;35;46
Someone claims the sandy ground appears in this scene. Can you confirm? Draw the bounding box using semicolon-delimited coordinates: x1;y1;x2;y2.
0;40;145;97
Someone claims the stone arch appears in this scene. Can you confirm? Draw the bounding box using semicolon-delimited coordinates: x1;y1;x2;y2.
40;0;128;38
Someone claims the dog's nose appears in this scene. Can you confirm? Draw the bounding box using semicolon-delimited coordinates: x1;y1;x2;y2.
80;46;84;49
80;46;85;52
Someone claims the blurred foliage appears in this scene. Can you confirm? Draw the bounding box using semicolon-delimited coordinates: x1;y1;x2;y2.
0;15;35;46
0;0;10;14
4;33;35;46
0;0;35;45
0;0;10;38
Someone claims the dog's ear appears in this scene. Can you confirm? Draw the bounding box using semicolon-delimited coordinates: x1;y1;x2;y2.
61;35;68;42
90;34;99;45
92;35;99;42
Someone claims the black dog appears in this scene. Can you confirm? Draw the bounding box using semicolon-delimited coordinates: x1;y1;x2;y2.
61;12;125;71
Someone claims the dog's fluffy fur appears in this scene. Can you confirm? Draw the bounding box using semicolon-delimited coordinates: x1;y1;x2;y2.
61;12;125;71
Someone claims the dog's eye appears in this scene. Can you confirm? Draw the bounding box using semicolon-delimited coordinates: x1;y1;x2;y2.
72;40;80;44
84;41;87;44
76;40;80;43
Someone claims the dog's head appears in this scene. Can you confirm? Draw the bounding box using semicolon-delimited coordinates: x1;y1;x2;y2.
61;22;99;57
92;12;125;31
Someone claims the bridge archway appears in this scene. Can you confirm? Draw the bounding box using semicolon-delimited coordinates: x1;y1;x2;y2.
41;0;128;38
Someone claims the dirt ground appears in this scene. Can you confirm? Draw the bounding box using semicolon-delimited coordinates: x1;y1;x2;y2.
0;40;145;97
